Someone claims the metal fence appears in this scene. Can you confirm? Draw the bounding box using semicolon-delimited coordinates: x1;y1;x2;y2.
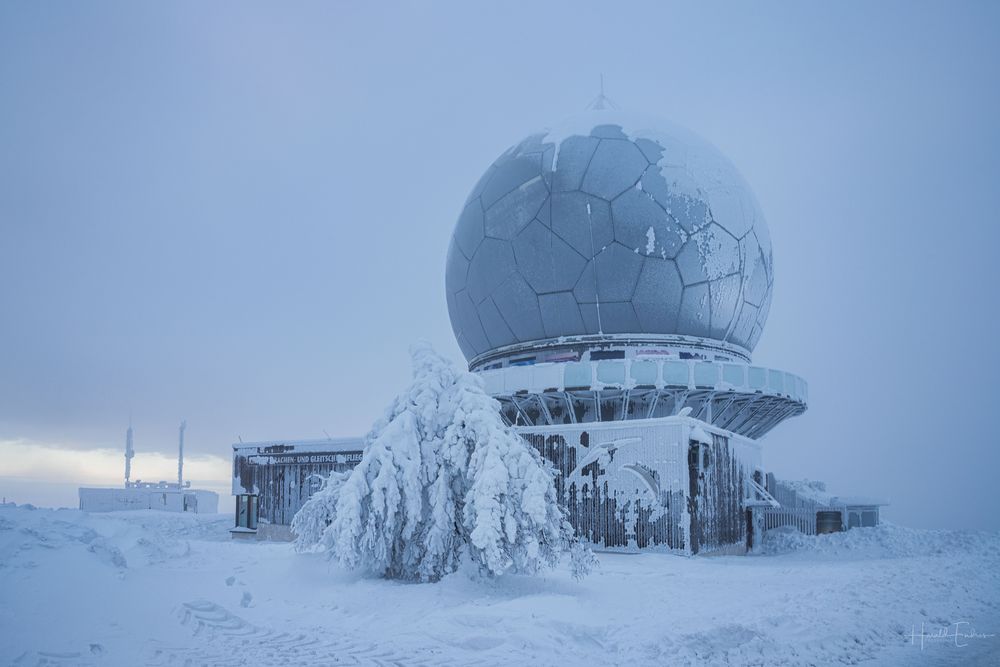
758;507;817;535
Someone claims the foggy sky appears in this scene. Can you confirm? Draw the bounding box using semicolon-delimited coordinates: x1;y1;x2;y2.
2;1;998;530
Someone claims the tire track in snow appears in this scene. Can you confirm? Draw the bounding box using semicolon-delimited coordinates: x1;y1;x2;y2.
12;645;105;666
147;599;491;666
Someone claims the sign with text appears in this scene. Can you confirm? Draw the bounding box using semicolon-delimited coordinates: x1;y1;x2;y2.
247;451;363;466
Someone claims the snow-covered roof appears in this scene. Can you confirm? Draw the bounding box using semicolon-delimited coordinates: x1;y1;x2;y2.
232;437;364;456
515;413;759;450
829;496;889;507
779;479;887;507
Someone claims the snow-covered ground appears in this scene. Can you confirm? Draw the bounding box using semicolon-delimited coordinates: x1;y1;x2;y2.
1;505;998;666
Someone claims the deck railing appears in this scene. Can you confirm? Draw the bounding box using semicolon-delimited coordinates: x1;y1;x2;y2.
758;507;817;535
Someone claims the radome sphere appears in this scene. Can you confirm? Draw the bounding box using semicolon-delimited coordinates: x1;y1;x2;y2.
446;110;773;363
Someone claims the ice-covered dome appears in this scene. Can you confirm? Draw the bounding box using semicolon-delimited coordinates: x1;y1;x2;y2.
446;110;774;363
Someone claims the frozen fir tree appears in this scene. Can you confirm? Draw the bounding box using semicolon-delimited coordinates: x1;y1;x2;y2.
290;470;349;553
292;341;594;582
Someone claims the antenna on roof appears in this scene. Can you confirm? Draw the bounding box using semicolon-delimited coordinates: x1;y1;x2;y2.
586;73;618;111
178;420;187;489
124;416;135;488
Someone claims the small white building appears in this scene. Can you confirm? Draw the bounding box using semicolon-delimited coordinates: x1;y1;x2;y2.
78;485;219;514
78;420;218;514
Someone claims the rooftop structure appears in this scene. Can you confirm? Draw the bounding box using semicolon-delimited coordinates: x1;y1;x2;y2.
79;420;218;514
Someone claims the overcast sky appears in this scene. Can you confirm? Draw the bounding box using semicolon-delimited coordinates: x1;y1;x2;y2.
2;1;998;529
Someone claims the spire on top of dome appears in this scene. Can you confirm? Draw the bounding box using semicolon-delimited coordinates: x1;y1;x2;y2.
586;74;618;111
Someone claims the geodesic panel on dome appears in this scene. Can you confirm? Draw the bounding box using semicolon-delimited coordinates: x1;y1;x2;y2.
634;137;665;163
480;153;541;209
730;301;758;348
674;239;710;286
452;289;490;358
704;187;747;240
477;298;516;349
512;220;587;294
551;136;600;192
753;226;774;278
538;291;586;338
465;238;514;304
580;139;648;200
592;243;643;302
444;110;775;361
550;191;613;257
445;241;469;293
586;301;640;334
492;274;545;342
662;188;711;234
484;177;548;240
571;261;598;304
453;201;484;258
744;246;769;308
709;273;742;340
697;224;741;279
678;282;711;338
589;123;630;140
633;258;683;331
611;188;685;259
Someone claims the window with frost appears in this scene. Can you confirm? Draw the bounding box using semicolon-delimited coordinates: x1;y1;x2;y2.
236;494;258;530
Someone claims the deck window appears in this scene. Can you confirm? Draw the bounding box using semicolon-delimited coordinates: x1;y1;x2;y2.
722;364;745;387
663;361;688;386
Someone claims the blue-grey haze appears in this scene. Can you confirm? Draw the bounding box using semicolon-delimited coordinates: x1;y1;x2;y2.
1;1;998;530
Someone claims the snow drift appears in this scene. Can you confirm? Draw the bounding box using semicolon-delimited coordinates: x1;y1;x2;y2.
2;504;998;666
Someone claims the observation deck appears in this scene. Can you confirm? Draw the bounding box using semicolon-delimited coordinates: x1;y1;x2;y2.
477;357;807;440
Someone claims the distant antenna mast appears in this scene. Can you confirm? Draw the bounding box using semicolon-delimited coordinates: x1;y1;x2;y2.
124;417;135;487
586;74;618;111
178;420;186;488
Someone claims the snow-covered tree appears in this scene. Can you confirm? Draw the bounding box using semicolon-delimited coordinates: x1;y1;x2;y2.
290;470;349;553
448;370;589;577
292;341;594;582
